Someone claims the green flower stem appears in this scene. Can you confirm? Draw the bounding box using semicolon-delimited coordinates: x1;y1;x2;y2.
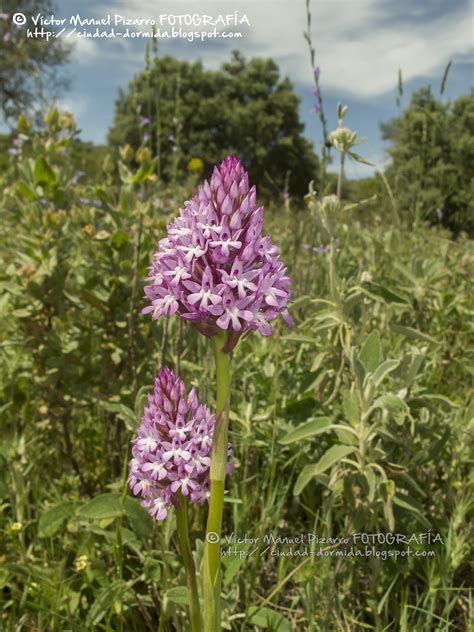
203;330;231;631
176;494;202;632
337;150;346;200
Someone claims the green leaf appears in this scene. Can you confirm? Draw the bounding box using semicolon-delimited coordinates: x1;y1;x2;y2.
87;580;127;626
34;156;56;186
281;334;316;344
348;151;374;166
78;493;123;520
404;352;425;387
390;324;439;345
144;558;162;582
81;289;109;314
111;229;129;250
351;348;366;395
342;388;359;425
123;497;153;540
364;468;377;502
222;547;247;585
133;159;158;184
361;281;410;305
374;394;409;425
17;180;36;201
372;359;400;386
409;394;458;409
310;352;327;372
294;445;356;495
38;502;74;538
279;417;331;445
393;495;430;529
164;586;188;606
248;606;291;631
101;401;137;431
359;330;382;373
118;161;133;184
119;183;134;214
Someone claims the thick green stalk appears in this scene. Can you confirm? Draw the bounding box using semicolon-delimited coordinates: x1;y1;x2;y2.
203;330;231;631
176;495;202;632
337;150;345;200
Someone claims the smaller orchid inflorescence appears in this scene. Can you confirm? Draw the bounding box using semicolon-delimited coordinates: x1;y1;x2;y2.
128;368;232;521
143;156;292;351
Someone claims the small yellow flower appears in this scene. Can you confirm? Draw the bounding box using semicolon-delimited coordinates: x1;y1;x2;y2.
187;157;204;173
58;112;76;131
95;230;111;240
74;555;89;572
83;224;94;237
11;522;23;532
120;144;134;162
39;405;49;416
135;147;152;163
17;113;31;132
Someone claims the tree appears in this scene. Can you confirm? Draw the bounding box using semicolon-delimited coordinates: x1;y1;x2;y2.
108;51;320;198
0;1;70;121
381;87;474;235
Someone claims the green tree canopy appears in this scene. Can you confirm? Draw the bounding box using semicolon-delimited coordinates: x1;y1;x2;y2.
108;51;320;198
382;87;474;235
0;1;70;121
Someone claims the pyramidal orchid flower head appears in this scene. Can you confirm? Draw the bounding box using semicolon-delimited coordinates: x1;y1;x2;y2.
128;368;233;521
143;156;292;351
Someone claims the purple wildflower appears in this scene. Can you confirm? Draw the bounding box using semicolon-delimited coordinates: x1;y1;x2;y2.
71;170;85;185
8;147;19;156
13;137;24;147
314;66;321;79
0;13;9;20
312;86;321;98
79;197;91;205
311;105;321;115
143;131;151;143
3;31;11;43
143;156;292;351
311;244;330;254
139;115;150;126
128;368;233;520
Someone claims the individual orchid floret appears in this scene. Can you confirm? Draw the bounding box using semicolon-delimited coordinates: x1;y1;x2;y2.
143;156;292;351
128;368;233;521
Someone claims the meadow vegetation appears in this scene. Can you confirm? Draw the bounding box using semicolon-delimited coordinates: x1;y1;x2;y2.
0;22;472;632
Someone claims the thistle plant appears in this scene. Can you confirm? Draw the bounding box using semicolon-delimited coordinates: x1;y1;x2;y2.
142;155;292;630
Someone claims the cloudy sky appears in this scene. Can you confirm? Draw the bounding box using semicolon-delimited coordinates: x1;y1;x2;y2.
7;0;474;176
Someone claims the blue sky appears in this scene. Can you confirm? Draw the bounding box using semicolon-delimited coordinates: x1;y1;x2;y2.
4;0;473;177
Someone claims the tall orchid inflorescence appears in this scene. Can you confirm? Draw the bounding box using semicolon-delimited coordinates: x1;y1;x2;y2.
128;368;232;521
142;156;292;351
138;156;291;631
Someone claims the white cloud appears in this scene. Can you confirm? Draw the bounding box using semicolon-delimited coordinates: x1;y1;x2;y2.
68;0;472;97
56;94;90;118
68;30;100;62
